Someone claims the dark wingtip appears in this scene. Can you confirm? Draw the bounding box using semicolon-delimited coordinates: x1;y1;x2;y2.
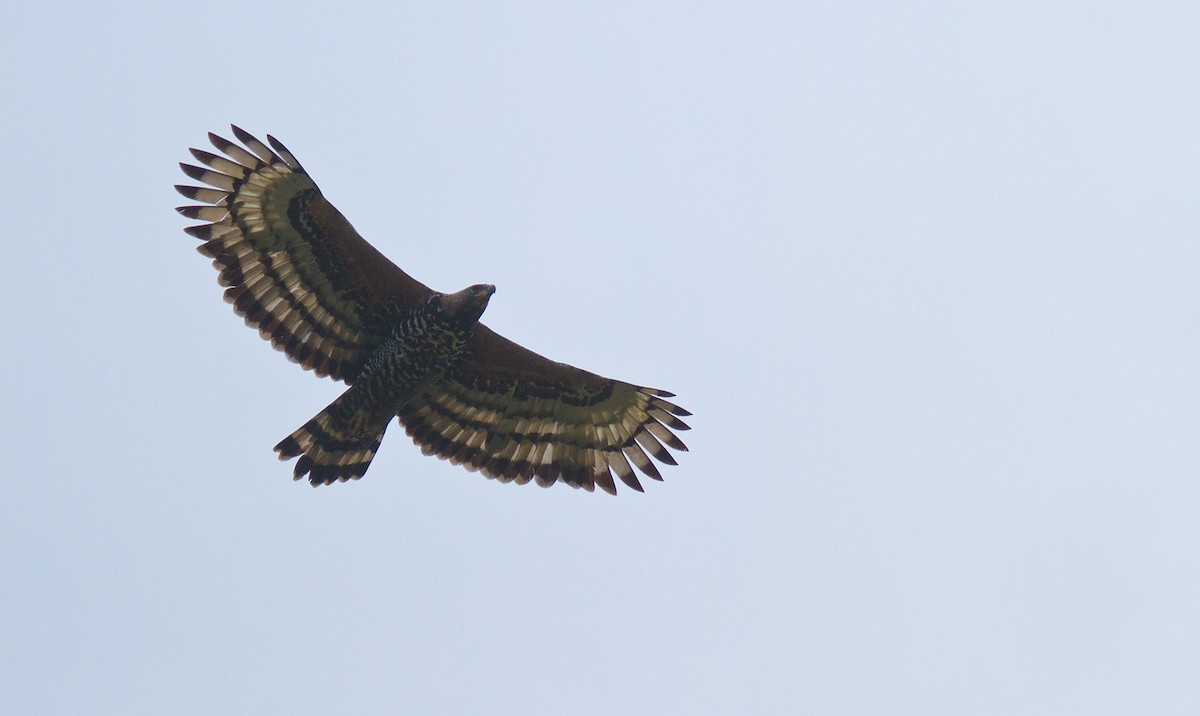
176;205;214;219
293;455;313;481
640;459;664;482
595;474;618;496
179;162;204;180
189;147;217;163
275;436;301;458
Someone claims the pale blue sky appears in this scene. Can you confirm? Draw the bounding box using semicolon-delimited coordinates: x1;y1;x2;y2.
3;1;1199;713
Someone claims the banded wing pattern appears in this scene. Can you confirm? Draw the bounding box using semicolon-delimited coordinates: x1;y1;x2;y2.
175;126;432;382
397;325;691;494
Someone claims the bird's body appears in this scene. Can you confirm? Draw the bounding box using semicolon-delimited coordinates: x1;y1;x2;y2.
276;285;495;484
177;127;689;493
363;292;487;395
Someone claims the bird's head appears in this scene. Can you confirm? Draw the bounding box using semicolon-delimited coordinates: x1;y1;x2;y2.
431;284;495;325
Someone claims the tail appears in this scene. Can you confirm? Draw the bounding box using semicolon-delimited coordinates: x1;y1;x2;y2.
274;385;392;486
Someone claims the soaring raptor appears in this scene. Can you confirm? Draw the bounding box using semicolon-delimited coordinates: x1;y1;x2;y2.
176;126;689;494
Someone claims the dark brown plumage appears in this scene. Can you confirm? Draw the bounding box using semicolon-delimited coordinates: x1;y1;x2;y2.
176;126;689;493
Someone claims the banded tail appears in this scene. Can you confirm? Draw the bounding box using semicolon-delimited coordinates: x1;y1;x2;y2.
274;385;393;486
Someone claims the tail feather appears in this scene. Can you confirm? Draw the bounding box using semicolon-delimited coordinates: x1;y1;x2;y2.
275;387;391;486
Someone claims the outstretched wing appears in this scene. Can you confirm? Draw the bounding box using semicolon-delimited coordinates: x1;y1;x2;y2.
175;126;433;382
397;325;691;495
